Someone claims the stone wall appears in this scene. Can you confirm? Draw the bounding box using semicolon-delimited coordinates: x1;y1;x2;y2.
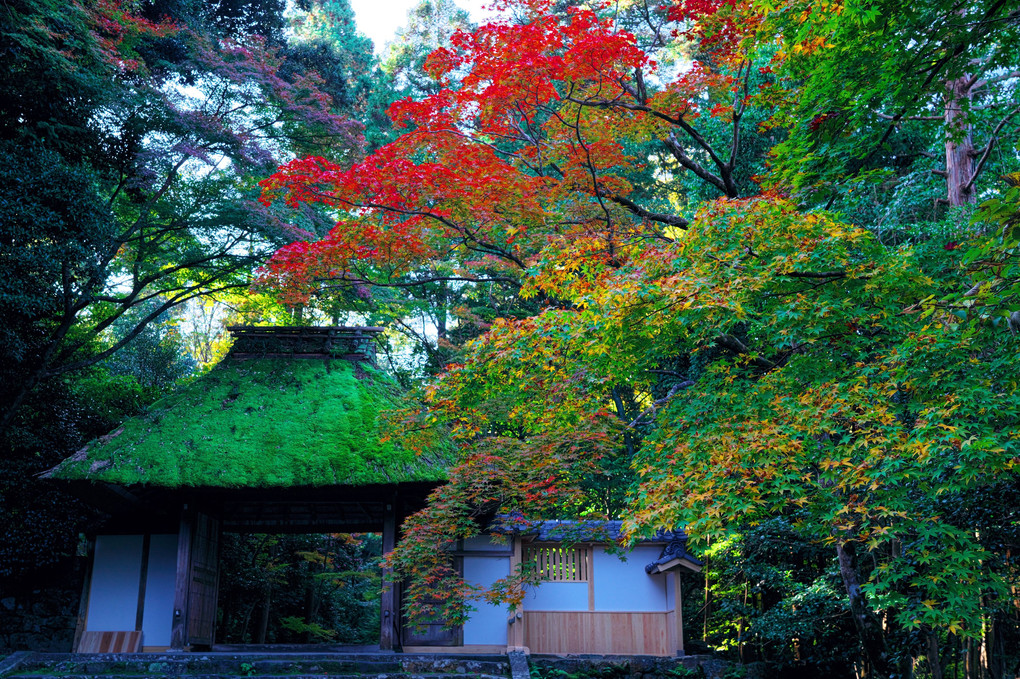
529;654;766;679
0;564;83;652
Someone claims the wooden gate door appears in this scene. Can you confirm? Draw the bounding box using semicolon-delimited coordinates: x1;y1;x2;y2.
400;557;463;648
400;609;463;647
186;512;220;647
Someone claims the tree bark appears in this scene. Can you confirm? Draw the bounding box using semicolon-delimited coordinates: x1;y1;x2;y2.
256;587;272;644
945;75;976;206
703;536;711;642
927;628;945;679
305;582;320;643
836;540;894;677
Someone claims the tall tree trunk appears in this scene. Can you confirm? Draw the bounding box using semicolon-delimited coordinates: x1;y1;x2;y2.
836;540;894;677
305;578;321;643
927;629;945;679
257;587;272;644
987;612;1004;679
436;278;448;341
703;536;711;643
945;74;976;206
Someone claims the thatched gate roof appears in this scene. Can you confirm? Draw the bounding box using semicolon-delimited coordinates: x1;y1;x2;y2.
46;327;449;489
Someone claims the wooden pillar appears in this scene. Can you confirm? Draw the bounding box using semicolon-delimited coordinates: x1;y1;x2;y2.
380;500;397;651
135;534;151;633
587;546;595;612
170;509;194;651
72;535;96;653
507;535;525;651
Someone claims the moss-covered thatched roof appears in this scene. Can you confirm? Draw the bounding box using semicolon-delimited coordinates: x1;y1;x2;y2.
47;358;449;488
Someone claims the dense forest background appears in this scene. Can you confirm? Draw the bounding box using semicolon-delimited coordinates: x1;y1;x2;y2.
1;0;1019;677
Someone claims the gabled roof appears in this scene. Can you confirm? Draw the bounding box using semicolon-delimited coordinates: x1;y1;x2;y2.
644;536;704;574
46;355;450;488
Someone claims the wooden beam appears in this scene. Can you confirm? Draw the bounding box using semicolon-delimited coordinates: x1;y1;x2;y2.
507;535;524;650
170;509;194;650
403;645;508;654
380;500;397;651
588;548;595;611
135;533;151;632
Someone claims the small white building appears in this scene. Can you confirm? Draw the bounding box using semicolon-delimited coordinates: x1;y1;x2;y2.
427;520;703;657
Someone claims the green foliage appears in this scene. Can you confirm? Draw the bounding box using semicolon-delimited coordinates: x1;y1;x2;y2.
101;303;197;391
530;664;631;679
665;667;706;679
287;0;380;134
380;0;473;98
698;520;858;674
624;201;1019;637
217;532;382;645
279;616;338;641
0;142;113;369
758;0;1020;209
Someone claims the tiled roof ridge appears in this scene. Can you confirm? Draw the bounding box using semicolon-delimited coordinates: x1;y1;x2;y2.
489;515;685;543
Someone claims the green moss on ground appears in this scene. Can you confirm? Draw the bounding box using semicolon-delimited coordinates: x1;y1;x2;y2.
48;359;448;488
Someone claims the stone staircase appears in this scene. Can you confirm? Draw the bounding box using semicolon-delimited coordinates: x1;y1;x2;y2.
0;652;512;679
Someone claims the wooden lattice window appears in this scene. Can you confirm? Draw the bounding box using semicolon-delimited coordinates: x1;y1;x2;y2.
524;545;590;582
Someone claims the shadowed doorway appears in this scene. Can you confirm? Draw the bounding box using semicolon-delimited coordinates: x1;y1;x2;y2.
216;532;381;647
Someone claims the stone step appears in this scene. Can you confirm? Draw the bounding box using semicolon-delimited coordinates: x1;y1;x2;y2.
4;654;511;679
7;675;508;679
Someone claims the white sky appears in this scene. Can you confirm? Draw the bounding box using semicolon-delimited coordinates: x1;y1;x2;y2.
349;0;495;53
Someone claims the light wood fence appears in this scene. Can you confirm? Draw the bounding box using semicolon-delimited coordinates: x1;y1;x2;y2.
523;610;677;656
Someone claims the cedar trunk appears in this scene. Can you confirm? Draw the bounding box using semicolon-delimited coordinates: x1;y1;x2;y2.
945;75;976;206
927;628;945;679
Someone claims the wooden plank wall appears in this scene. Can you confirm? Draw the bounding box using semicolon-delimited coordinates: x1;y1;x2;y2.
77;631;142;653
523;611;672;656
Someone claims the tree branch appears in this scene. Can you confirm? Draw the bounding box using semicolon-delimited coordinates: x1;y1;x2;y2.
604;192;689;229
971;70;1020;90
965;103;1020;192
318;273;522;291
714;334;777;371
664;132;730;196
627;381;695;428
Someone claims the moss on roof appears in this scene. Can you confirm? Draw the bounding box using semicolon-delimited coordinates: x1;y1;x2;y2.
48;358;449;488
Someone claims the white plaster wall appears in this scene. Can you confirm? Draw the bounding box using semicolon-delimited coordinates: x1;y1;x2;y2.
463;556;510;644
87;535;143;631
593;545;669;611
665;568;675;609
141;534;178;647
522;581;589;611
